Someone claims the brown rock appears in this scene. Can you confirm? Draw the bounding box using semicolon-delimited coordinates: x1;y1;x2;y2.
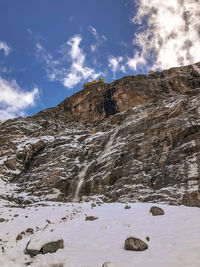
16;234;23;241
124;205;131;209
150;206;165;216
124;237;148;251
26;228;34;234
85;216;98;221
5;158;17;170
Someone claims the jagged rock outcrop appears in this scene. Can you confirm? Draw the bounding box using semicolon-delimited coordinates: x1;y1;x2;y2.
0;62;200;207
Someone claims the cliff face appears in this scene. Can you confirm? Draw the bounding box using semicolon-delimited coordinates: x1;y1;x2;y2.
58;62;200;123
0;62;200;207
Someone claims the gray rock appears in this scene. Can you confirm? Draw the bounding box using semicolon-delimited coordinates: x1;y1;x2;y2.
26;239;64;256
124;237;148;251
41;239;64;254
150;206;164;216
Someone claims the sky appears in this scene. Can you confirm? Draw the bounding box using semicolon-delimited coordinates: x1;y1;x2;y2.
0;0;200;120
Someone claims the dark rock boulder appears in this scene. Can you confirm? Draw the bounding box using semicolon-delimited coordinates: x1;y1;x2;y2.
41;239;64;254
26;228;34;234
150;206;165;216
26;239;64;256
124;237;148;251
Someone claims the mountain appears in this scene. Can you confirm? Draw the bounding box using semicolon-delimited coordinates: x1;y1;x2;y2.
0;62;200;207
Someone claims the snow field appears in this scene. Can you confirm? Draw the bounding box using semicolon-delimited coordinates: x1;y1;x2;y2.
0;202;199;267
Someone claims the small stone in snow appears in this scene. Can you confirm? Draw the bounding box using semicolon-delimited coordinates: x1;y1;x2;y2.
85;216;98;221
24;262;32;266
16;234;23;241
124;205;131;209
26;228;34;234
0;218;6;223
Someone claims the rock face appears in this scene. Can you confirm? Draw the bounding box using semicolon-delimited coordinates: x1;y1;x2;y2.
124;237;148;251
0;62;200;207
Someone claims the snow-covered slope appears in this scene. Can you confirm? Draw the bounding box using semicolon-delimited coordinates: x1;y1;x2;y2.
0;201;200;267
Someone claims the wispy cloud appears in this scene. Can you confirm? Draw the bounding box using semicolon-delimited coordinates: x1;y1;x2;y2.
108;55;126;77
36;34;102;89
0;41;11;56
0;77;39;120
128;0;200;70
62;35;101;88
89;26;107;52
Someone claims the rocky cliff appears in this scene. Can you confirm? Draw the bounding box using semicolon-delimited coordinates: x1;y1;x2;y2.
0;62;200;207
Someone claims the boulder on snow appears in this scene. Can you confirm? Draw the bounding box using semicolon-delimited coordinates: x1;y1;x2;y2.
0;218;6;223
26;239;64;256
150;206;164;216
124;237;148;251
41;239;64;254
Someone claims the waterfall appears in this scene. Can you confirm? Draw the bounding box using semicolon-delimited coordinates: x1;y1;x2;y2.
97;131;117;164
73;130;118;202
73;164;90;202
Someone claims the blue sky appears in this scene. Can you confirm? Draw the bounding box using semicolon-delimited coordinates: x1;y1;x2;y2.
0;0;199;119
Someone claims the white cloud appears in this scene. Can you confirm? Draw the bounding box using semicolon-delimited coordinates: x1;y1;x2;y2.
127;51;146;70
89;26;107;52
90;44;97;52
63;35;101;88
37;35;102;89
129;0;200;70
0;77;39;120
108;55;126;77
89;26;98;39
0;41;11;56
